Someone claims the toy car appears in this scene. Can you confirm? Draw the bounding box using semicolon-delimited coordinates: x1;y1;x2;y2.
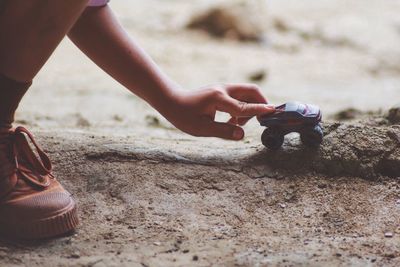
257;102;323;150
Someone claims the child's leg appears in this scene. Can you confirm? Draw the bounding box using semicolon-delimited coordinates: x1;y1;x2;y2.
0;74;31;129
0;0;89;82
0;0;88;239
0;0;89;129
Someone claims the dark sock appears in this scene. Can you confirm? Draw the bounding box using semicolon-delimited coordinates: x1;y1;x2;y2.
0;73;31;129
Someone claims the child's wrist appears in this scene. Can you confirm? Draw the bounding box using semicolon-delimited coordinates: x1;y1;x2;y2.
150;82;184;115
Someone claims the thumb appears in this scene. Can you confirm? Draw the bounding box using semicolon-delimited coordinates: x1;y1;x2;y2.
204;121;244;140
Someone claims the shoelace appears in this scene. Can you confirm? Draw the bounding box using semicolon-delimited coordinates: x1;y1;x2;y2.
11;127;53;188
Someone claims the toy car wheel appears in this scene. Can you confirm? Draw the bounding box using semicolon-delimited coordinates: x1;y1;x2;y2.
300;125;323;147
261;128;284;150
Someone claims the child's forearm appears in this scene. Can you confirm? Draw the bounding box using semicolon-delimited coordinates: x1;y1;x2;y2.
68;5;178;112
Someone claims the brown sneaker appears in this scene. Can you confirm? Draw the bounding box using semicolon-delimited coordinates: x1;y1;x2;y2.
0;126;78;239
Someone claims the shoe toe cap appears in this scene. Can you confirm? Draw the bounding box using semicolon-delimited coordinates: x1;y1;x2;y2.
1;191;75;221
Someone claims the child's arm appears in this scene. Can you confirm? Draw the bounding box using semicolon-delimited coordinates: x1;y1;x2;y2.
68;5;274;140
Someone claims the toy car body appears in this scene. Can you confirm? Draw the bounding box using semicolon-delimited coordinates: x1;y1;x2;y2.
257;102;323;149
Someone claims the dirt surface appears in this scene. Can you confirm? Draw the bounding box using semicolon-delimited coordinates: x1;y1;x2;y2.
0;124;399;267
1;0;400;266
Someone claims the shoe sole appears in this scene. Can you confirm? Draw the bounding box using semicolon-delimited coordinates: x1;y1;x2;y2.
0;201;79;240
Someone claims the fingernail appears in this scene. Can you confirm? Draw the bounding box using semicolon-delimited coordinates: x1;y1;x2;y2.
233;128;244;140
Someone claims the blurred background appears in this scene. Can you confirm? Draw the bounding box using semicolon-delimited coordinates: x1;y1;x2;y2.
18;0;400;137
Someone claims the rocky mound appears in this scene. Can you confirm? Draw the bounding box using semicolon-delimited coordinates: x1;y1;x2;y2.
69;122;400;180
186;5;265;42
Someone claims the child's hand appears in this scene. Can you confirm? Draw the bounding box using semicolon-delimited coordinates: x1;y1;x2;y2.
161;84;275;140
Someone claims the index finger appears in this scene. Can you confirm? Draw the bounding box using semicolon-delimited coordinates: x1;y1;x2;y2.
216;96;275;117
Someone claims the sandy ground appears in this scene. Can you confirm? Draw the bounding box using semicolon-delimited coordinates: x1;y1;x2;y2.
1;0;400;266
0;127;399;267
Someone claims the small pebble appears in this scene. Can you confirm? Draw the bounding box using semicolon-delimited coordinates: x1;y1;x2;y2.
279;203;286;209
153;242;161;246
248;70;267;82
70;252;80;259
384;232;393;238
317;183;327;189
